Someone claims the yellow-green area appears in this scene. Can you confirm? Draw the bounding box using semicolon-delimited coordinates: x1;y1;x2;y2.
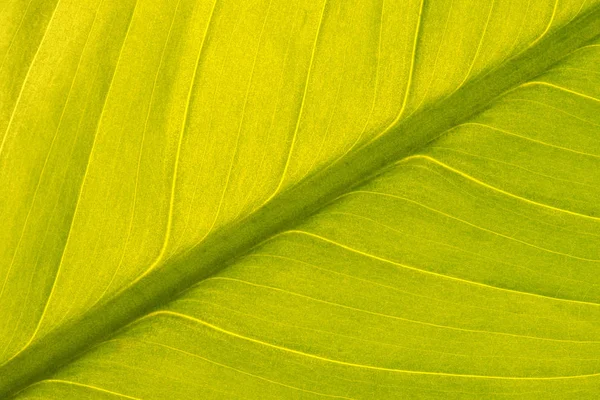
1;0;600;398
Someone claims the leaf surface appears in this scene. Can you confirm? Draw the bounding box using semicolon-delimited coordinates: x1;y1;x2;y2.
1;0;600;398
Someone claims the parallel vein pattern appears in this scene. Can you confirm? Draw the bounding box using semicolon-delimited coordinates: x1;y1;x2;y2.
1;0;600;398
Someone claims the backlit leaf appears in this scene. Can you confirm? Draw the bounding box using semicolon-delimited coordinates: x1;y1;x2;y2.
1;0;599;398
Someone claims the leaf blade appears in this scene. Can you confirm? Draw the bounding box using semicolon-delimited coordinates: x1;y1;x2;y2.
1;0;600;398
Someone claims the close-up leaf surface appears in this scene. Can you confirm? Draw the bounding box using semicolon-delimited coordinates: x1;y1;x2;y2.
1;0;600;398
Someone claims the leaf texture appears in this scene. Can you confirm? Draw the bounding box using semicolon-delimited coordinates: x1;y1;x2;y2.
1;0;600;398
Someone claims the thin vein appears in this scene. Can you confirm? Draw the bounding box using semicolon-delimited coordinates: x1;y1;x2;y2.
302;48;346;179
340;0;424;160
132;338;355;399
439;149;600;200
202;0;273;241
0;0;35;73
570;0;588;22
128;0;219;285
0;238;40;362
0;0;16;18
0;0;62;157
401;155;600;221
454;122;600;159
55;112;137;328
31;379;141;400
316;207;593;298
4;0;141;365
343;0;385;154
204;276;600;344
499;97;600;127
28;60;105;329
0;3;95;299
81;358;241;398
235;7;299;220
529;0;559;47
148;311;600;380
280;230;600;307
407;0;454;118
521;81;600;103
179;298;478;356
507;0;530;54
432;145;598;187
536;42;600;64
246;250;598;326
265;0;329;202
0;0;101;359
180;297;600;366
456;0;495;89
341;188;600;263
391;0;424;123
170;0;237;252
95;0;182;303
550;66;600;76
575;43;600;51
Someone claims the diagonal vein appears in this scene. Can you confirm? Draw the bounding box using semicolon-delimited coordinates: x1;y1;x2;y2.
200;276;599;343
1;3;600;398
0;0;103;361
3;0;142;367
128;338;356;399
267;0;329;201
0;0;62;158
405;155;600;220
145;311;600;381
279;230;600;307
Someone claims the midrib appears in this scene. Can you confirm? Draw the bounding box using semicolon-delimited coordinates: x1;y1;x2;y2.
2;5;600;398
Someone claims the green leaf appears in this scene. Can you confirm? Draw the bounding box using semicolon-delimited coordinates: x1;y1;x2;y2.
1;0;600;398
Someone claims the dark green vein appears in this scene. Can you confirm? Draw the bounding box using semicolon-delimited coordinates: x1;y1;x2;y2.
1;4;600;398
